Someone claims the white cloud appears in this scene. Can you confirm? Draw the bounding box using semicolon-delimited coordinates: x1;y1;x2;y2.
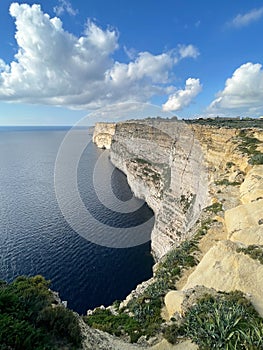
229;7;263;28
178;44;199;59
53;0;78;16
0;3;199;111
208;62;263;116
162;78;202;112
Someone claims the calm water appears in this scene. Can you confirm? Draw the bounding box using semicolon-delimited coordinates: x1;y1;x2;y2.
0;126;154;314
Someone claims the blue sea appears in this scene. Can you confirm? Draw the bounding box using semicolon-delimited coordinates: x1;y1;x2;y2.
0;126;154;314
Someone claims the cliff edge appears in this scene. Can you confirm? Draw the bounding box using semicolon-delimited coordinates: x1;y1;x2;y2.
89;119;263;349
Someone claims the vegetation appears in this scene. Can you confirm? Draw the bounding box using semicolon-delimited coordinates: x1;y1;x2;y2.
84;308;141;343
215;178;242;186
164;291;263;349
180;193;196;213
237;245;263;264
0;275;82;349
204;202;223;214
249;153;263;165
185;117;263;129
226;161;235;168
84;235;203;343
155;240;198;288
237;131;263;165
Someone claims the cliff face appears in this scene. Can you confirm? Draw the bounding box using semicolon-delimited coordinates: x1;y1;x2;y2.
92;122;116;149
93;120;207;258
93;120;261;260
90;119;263;348
110;121;210;259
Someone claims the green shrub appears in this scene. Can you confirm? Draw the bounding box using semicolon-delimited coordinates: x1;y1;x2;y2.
37;306;82;346
249;153;263;165
164;291;263;349
0;314;51;350
0;275;82;349
204;202;223;213
237;132;263;164
84;308;141;342
215;179;241;186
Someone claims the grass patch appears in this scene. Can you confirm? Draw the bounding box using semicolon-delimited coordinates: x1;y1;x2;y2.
164;291;263;349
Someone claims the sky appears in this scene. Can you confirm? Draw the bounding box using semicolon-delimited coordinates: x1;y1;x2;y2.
0;0;263;125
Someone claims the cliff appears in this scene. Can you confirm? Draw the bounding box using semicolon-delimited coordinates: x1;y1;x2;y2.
90;119;263;349
92;122;116;149
94;120;209;259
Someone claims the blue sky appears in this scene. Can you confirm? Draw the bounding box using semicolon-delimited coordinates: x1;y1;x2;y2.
0;0;263;125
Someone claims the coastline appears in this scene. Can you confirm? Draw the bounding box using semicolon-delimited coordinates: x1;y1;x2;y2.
86;118;263;348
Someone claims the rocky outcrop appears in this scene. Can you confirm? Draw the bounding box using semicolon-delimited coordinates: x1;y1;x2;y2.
167;163;263;318
183;240;263;316
92;122;116;149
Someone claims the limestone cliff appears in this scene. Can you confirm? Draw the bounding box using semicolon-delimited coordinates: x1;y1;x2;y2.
92;122;116;149
94;119;209;259
90;119;263;349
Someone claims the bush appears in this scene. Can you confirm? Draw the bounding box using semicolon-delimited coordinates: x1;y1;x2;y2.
0;314;50;350
37;306;82;346
164;291;263;349
0;275;82;349
84;308;141;342
249;153;263;165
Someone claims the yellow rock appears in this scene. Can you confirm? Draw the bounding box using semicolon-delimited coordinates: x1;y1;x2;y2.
150;339;198;350
229;225;263;245
240;165;263;203
225;199;263;240
183;240;263;316
164;290;185;318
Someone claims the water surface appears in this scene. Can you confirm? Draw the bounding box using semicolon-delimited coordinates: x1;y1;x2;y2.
0;126;154;314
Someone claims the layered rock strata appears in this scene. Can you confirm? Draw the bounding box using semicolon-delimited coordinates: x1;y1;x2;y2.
93;120;209;259
91;119;263;348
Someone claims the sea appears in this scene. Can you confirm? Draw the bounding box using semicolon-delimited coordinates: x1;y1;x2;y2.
0;126;154;315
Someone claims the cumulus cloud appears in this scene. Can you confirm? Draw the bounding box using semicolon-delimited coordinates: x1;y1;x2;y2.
162;78;202;111
0;3;199;110
53;0;78;16
208;62;263;116
229;7;263;28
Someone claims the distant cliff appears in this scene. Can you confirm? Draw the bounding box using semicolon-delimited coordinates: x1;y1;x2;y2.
92;122;116;149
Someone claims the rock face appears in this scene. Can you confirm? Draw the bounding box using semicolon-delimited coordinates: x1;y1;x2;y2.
183;240;263;316
94;119;209;259
91;119;263;348
92;122;116;149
